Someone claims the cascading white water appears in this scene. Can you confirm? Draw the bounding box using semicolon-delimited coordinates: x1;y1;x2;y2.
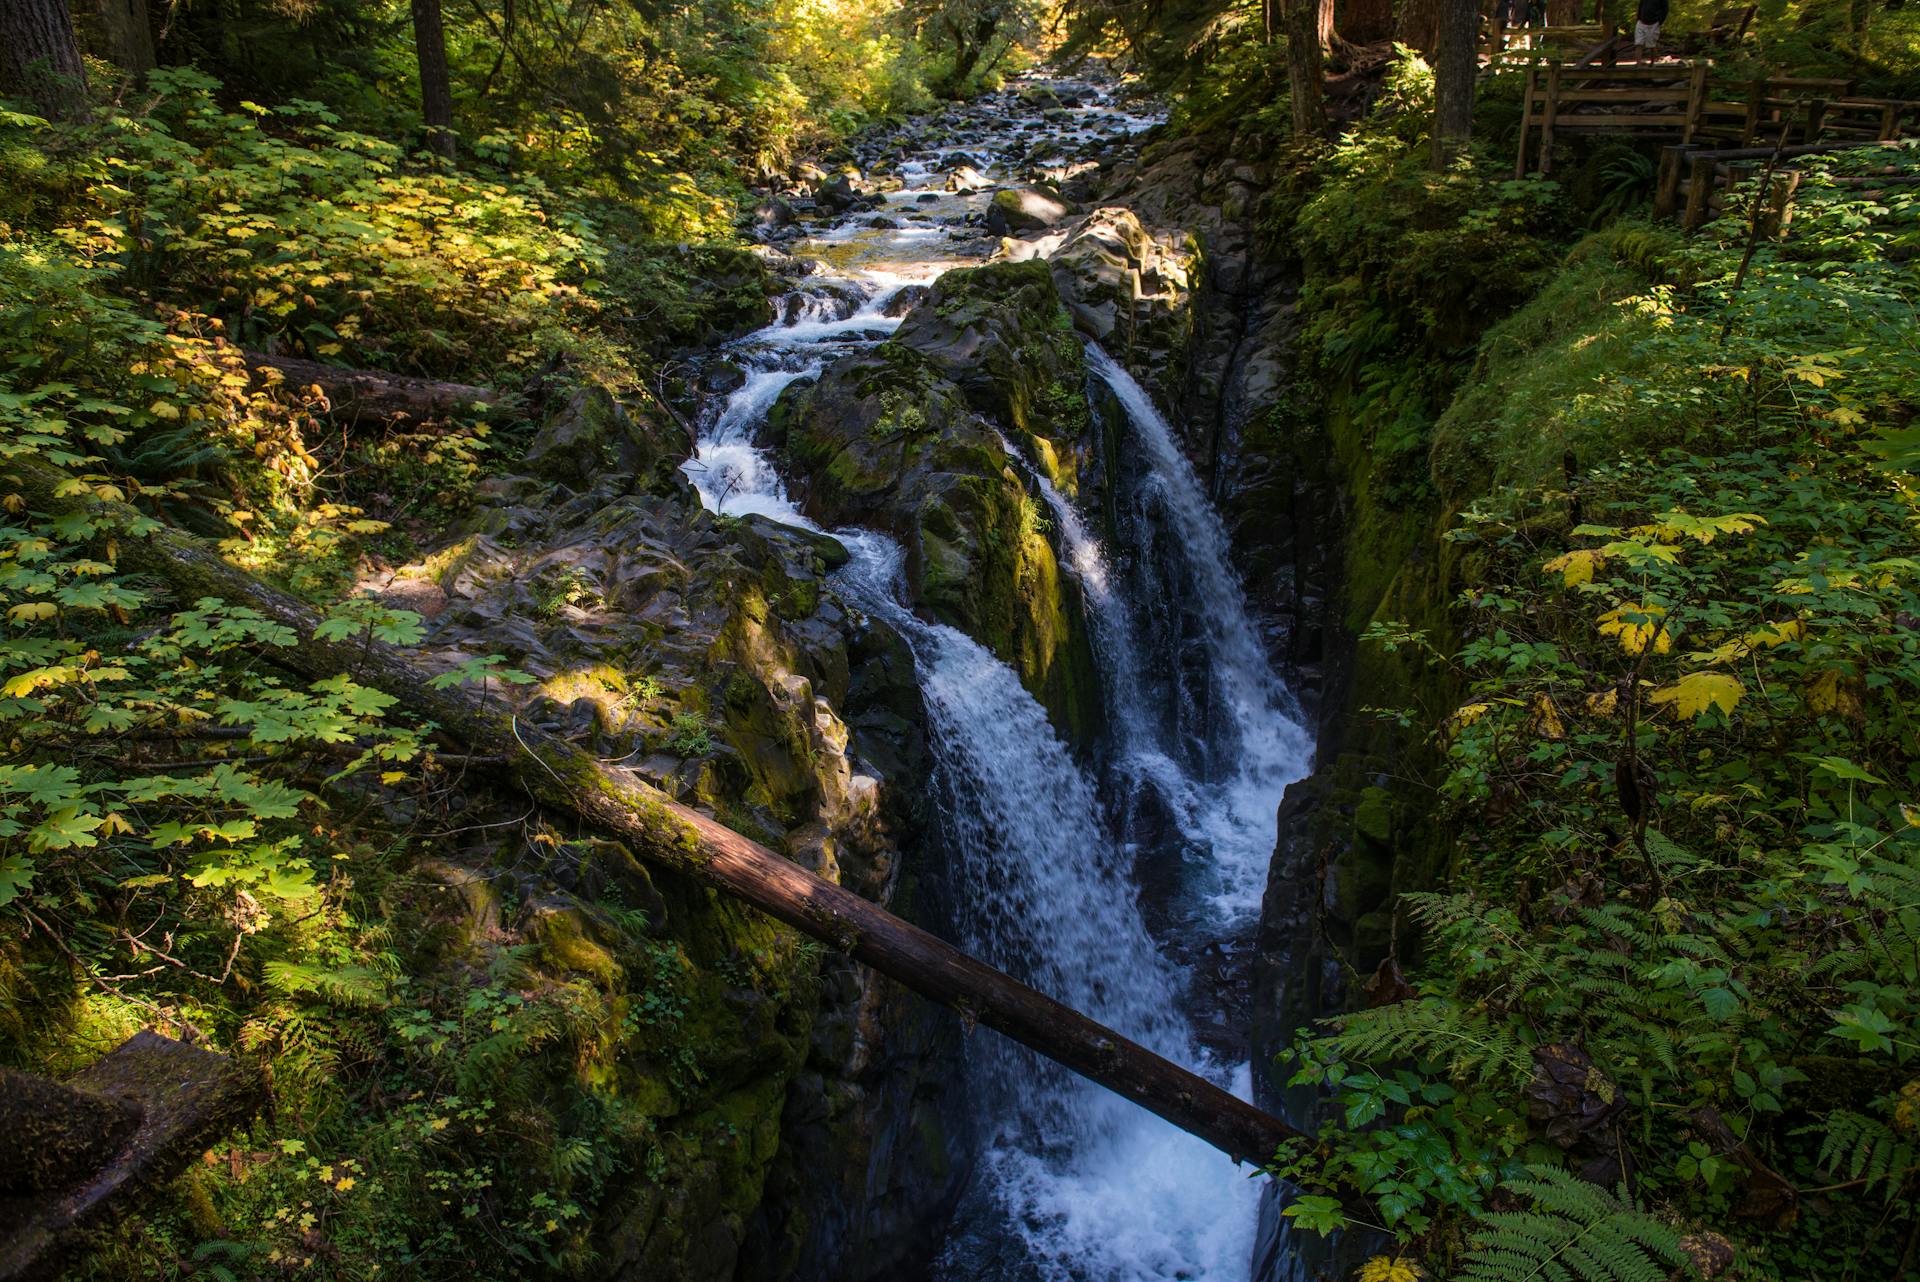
1084;346;1315;916
833;532;1263;1282
677;73;1307;1282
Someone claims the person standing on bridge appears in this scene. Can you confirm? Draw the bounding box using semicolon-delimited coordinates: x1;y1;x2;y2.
1634;0;1668;60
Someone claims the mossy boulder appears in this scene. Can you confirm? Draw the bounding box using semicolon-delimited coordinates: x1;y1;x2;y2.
779;338;1102;747
985;185;1074;235
525;383;690;494
892;261;1092;467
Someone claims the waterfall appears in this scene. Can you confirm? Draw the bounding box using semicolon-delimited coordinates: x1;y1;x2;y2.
1084;345;1314;916
832;533;1263;1282
677;72;1313;1282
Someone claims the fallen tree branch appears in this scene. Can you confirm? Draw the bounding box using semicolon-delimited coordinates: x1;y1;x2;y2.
8;455;1314;1172
245;354;497;424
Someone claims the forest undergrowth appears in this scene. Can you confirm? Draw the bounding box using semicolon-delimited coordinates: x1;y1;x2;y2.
1238;47;1920;1282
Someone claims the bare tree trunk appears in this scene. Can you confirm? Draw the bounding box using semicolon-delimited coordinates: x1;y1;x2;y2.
411;0;456;160
1397;0;1443;54
8;454;1328;1176
1340;0;1397;44
0;0;91;119
1431;0;1479;166
90;0;155;80
1316;0;1337;51
1284;0;1331;138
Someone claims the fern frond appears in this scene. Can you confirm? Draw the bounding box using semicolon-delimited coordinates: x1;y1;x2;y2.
1458;1166;1685;1282
1806;1110;1918;1201
1324;997;1532;1087
262;960;390;1008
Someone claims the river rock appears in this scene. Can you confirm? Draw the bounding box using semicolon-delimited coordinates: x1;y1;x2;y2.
882;284;930;317
985;185;1073;235
943;165;991;193
1017;84;1061;111
753;195;794;229
814;173;865;213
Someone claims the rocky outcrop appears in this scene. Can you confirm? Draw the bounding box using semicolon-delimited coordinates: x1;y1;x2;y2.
775;261;1104;748
524;383;691;495
366;379;970;1282
1037;207;1193;372
1035;134;1337;695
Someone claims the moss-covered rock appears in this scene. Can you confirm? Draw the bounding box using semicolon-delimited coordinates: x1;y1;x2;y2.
894;260;1091;461
986;185;1074;235
525;383;691;495
326;375;970;1281
776;265;1104;746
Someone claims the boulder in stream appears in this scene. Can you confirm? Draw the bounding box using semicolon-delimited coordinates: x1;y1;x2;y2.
814;173;872;213
942;165;991;193
985;185;1074;235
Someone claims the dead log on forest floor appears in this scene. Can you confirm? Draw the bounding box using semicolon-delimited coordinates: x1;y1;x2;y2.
0;1033;265;1282
245;353;497;423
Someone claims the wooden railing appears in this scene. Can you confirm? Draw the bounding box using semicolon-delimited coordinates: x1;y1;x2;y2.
1515;64;1920;178
1514;62;1711;177
1654;141;1920;229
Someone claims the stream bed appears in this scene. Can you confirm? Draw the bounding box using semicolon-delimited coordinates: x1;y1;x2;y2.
683;74;1314;1282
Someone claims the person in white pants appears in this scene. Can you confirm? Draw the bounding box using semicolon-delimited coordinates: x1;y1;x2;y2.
1633;0;1668;60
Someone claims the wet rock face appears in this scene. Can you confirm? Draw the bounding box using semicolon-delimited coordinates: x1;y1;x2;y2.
775;263;1105;749
1056;130;1337;703
367;391;968;1282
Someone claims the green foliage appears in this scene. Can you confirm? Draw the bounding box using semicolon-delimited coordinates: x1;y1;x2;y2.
668;712;716;757
1;28;854;1276
1323;997;1532;1089
85;0;942;222
1812;1107;1920;1201
5;69;609;380
1456;1167;1687;1282
1271;144;1920;1279
1255;56;1571;502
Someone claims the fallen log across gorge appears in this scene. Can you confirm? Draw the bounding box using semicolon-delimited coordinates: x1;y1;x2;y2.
8;456;1332;1182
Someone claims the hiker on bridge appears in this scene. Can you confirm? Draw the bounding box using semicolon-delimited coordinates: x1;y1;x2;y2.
1634;0;1669;60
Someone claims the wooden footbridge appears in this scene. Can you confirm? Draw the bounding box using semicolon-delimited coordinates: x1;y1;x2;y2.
1494;26;1920;228
1514;65;1919;178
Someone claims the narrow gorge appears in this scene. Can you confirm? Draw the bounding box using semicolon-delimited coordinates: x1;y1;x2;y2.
10;3;1916;1278
676;74;1327;1279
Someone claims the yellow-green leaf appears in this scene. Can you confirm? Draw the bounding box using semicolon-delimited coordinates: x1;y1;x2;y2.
1650;672;1745;719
